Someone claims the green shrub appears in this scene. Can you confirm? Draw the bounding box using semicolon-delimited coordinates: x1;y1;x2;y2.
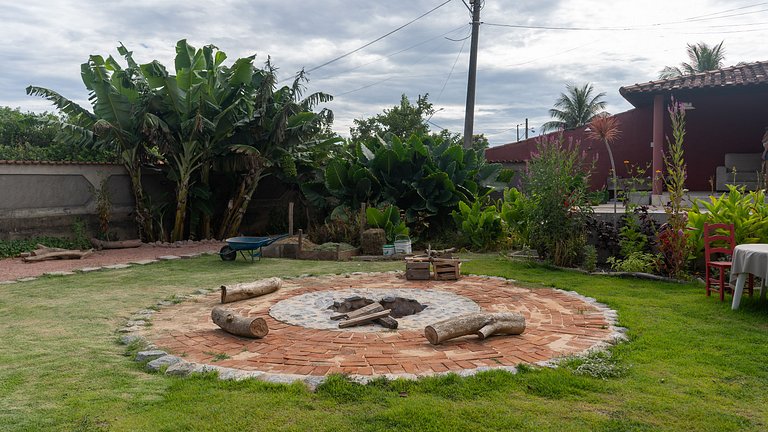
451;199;505;251
526;136;594;267
606;251;659;273
687;185;768;256
499;187;531;248
582;245;597;272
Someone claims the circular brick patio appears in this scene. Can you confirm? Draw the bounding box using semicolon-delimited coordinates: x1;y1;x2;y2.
142;273;623;378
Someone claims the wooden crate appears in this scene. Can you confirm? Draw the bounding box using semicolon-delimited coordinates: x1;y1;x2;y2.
433;258;461;280
405;257;431;280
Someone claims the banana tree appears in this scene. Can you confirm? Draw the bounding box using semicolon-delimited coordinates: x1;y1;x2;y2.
216;70;333;239
26;46;162;241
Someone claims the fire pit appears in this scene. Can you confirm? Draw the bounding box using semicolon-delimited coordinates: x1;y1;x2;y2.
269;287;482;332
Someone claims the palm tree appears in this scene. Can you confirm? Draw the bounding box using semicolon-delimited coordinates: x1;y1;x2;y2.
541;83;607;132
658;41;725;79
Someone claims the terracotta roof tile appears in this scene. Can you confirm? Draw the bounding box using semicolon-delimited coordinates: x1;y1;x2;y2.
620;60;768;106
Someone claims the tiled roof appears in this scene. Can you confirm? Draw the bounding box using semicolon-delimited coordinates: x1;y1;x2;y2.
620;60;768;106
0;160;120;166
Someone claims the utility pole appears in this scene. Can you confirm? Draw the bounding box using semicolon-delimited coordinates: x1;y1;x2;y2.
525;118;529;140
462;0;481;149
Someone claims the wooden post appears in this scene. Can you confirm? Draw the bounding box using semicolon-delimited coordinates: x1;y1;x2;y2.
288;202;294;236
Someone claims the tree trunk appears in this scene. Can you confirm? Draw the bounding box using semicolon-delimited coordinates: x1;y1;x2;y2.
90;238;142;250
220;277;282;304
23;245;94;262
211;306;269;338
217;168;264;239
171;178;190;242
424;312;526;345
126;161;156;242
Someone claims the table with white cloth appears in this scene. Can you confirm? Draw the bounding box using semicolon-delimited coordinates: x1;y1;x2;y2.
730;244;768;310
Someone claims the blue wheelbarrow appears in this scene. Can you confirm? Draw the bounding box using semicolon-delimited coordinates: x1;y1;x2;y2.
219;234;289;262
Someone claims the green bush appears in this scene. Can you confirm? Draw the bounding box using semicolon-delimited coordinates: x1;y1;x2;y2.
366;205;409;244
687;185;768;256
606;251;659;273
499;187;531;248
451;199;505;251
526;137;594;267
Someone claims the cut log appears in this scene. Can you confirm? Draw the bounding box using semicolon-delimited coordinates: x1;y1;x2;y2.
90;238;142;250
330;302;384;320
374;316;399;329
220;277;282;303
424;312;526;345
22;248;93;262
211;306;269;338
338;309;392;328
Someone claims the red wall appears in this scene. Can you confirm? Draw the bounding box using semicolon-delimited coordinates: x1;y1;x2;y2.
486;86;768;192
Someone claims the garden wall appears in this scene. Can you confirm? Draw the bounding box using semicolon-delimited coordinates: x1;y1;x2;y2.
0;161;298;241
0;161;137;240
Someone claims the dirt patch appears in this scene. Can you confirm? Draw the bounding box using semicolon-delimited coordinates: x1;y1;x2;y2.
0;241;224;282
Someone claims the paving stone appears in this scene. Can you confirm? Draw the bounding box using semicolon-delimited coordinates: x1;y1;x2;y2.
78;267;102;272
131;259;158;265
125;320;148;327
103;264;131;270
158;255;181;261
119;335;144;345
146;355;182;371
0;280;18;285
44;271;76;276
165;361;197;376
180;253;201;259
17;277;37;282
135;350;168;362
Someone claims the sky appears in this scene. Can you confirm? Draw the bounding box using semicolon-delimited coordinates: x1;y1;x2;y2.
1;0;767;146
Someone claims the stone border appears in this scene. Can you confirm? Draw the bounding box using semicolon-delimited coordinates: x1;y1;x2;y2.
118;271;627;390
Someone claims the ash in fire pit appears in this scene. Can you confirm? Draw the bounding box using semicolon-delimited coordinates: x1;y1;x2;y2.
330;295;427;318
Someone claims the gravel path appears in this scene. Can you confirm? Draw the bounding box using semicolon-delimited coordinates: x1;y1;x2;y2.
0;241;224;282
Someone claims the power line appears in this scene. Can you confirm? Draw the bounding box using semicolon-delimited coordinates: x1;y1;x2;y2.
311;24;468;83
303;0;453;74
435;28;471;104
685;1;768;20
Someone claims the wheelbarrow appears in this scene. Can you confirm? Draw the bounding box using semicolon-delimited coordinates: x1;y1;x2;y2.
219;234;289;262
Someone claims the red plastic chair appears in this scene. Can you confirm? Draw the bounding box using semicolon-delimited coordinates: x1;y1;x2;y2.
704;223;753;301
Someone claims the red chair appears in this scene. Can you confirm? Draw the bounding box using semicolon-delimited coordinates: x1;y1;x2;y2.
704;223;753;301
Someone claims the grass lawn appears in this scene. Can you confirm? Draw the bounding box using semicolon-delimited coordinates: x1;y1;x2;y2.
1;254;768;431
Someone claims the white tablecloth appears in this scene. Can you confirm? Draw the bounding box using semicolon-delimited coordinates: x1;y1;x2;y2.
729;244;768;286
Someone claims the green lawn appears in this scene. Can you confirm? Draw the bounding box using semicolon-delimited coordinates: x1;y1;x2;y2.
1;254;767;431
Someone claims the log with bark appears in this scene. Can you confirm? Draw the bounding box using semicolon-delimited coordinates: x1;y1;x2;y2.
424;312;526;345
220;277;282;304
90;238;143;250
211;306;269;338
22;244;93;263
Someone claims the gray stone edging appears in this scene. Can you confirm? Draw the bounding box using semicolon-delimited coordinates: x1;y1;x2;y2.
119;271;626;391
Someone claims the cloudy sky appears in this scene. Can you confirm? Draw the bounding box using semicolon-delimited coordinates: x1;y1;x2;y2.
1;0;766;146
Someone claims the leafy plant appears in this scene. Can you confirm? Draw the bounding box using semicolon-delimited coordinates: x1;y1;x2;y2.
499;187;531;248
606;251;659;273
452;200;505;251
687;185;768;256
582;245;597;272
526;136;594;267
95;178;112;240
366;205;408;244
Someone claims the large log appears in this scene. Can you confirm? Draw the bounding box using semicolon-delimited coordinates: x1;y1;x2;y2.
330;302;384;321
22;247;93;262
90;238;142;250
424;312;526;345
220;277;282;303
211;306;269;338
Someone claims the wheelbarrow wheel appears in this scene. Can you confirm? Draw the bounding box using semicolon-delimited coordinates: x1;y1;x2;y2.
219;245;237;261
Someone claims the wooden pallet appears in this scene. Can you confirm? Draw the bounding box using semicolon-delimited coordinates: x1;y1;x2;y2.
433;258;461;280
405;256;431;280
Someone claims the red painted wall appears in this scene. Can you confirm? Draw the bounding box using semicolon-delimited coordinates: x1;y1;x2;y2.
486;86;768;192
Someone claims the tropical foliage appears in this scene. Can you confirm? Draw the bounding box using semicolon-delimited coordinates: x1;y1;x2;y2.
28;40;332;241
366;205;409;244
658;41;725;79
541;83;606;132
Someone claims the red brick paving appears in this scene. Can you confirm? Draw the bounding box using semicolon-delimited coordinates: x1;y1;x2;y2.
143;273;615;377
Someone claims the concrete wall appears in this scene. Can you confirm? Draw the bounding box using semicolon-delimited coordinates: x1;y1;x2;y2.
0;162;137;240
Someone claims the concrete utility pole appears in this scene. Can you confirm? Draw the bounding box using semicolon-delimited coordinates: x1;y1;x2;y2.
462;0;482;149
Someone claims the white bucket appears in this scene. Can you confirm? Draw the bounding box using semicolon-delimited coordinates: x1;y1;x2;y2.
382;244;395;256
394;235;412;255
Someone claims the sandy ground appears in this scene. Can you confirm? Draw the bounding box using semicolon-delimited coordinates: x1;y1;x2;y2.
0;241;224;282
